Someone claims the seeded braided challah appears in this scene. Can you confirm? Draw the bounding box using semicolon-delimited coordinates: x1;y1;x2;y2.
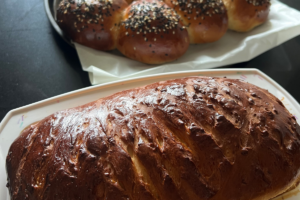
56;0;228;64
56;0;270;64
56;0;271;64
6;76;300;200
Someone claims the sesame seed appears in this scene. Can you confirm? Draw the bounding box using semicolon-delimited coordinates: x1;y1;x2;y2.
154;38;156;41
119;2;181;40
134;47;136;50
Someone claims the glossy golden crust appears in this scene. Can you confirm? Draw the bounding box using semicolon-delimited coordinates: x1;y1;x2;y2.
6;77;300;200
117;0;189;64
56;0;230;63
57;0;128;51
164;0;228;43
223;0;271;32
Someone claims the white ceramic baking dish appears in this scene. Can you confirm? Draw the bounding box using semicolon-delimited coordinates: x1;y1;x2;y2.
1;69;299;199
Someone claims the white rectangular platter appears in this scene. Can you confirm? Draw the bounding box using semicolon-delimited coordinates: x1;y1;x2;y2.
1;68;300;200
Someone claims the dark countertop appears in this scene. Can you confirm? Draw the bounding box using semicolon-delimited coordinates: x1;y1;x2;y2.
0;0;300;121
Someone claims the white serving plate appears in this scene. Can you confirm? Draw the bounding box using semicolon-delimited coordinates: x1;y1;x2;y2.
1;68;300;200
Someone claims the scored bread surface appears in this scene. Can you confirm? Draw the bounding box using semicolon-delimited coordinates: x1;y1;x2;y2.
6;77;300;200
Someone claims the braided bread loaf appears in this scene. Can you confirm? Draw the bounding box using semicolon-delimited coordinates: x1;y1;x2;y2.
6;77;300;200
56;0;228;64
56;0;271;64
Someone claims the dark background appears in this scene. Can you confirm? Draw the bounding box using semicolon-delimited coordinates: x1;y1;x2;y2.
0;0;300;122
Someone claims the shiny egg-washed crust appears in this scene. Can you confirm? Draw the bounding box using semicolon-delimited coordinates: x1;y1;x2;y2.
57;0;129;51
164;0;228;44
6;77;300;200
223;0;271;32
117;0;189;64
56;0;228;64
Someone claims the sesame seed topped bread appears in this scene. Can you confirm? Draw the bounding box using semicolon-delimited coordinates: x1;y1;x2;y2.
6;76;300;200
117;0;190;64
57;0;129;51
56;0;225;64
56;0;271;64
56;0;270;63
164;0;228;44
